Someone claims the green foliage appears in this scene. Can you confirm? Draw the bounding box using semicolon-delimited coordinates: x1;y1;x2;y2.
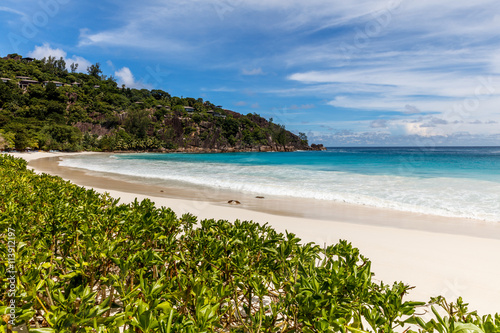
172;105;185;113
70;62;79;73
38;124;82;151
1;155;497;332
252;127;267;144
222;117;239;139
44;82;59;100
41;56;67;77
0;81;19;105
406;297;500;333
273;124;289;146
151;89;171;100
299;132;308;145
87;63;103;79
124;109;152;139
0;130;14;149
14;129;29;150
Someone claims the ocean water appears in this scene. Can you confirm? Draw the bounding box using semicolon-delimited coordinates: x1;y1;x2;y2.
59;147;500;222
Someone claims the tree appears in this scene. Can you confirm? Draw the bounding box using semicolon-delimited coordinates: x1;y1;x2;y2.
0;130;15;150
124;109;151;139
193;102;205;112
299;132;308;145
46;101;65;115
242;129;253;145
0;81;14;105
40;124;82;150
172;105;185;113
70;62;79;73
275;124;289;146
222;117;239;139
87;63;103;79
45;81;59;100
27;83;45;99
41;56;67;75
14;129;29;150
55;57;66;72
252;127;266;144
151;89;170;100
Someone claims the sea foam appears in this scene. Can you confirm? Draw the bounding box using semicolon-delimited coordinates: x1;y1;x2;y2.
59;149;500;222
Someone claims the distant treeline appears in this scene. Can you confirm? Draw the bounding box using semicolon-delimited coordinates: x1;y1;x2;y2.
0;54;309;152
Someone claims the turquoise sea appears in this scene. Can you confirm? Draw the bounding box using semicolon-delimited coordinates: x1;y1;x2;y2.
60;147;500;222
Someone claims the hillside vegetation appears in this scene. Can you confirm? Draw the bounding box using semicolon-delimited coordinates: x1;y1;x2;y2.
1;154;499;332
0;54;312;152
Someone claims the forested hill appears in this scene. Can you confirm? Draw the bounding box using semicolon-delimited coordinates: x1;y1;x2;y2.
0;53;323;152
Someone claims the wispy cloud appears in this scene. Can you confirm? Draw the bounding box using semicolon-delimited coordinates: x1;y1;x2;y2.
78;27;191;54
0;6;27;18
74;0;406;59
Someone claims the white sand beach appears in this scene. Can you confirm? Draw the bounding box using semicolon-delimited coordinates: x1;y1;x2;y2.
8;151;500;315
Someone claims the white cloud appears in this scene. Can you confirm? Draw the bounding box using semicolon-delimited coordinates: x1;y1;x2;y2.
28;43;66;59
114;67;151;89
289;69;500;100
27;43;91;73
114;67;135;87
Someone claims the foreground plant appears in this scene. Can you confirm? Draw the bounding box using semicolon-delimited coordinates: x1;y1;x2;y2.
0;154;498;332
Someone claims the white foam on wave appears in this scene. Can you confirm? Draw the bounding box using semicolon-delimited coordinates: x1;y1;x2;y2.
59;155;500;222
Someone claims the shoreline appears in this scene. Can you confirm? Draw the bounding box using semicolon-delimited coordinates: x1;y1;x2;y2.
6;151;500;314
28;152;500;240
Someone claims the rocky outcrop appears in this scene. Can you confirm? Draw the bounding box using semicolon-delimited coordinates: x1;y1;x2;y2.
310;144;327;151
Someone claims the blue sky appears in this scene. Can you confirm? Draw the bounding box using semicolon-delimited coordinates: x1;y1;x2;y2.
1;0;500;146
